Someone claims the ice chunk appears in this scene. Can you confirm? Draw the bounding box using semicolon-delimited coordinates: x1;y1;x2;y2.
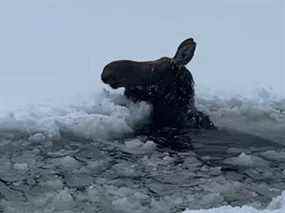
162;155;175;164
53;189;74;211
47;149;79;158
40;179;64;190
196;193;224;209
112;197;149;213
112;162;141;178
202;177;243;194
58;113;133;140
12;150;39;169
200;166;222;176
65;173;93;188
86;159;111;175
123;139;157;154
52;156;81;170
259;151;285;162
183;191;285;213
28;190;74;211
28;133;46;143
13;163;28;171
267;191;285;210
142;140;157;151
87;186;101;203
125;139;144;150
29;192;56;208
223;153;270;168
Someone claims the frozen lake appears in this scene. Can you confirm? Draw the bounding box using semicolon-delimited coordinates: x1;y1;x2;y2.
0;90;284;213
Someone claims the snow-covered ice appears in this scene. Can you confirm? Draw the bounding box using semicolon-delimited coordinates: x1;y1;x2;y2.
0;88;284;213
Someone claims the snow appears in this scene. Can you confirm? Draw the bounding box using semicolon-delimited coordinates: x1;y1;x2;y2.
0;90;152;141
0;87;283;145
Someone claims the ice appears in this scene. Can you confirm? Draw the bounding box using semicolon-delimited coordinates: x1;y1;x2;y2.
39;179;64;190
112;161;141;178
267;191;285;210
53;156;81;170
223;153;270;168
123;139;157;154
46;149;79;158
52;189;74;211
26;189;74;212
124;139;144;151
259;151;285;162
195;193;224;209
86;159;111;174
13;163;28;171
64;173;93;188
28;133;47;143
201;177;243;194
86;185;151;213
142;140;157;151
0;88;284;212
196;88;285;144
57;113;133;140
0;87;283;144
112;197;149;213
183;192;285;213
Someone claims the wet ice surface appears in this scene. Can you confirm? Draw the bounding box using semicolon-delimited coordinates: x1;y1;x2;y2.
0;128;285;213
0;90;285;213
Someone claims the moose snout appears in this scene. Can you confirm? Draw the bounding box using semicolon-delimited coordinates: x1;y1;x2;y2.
101;64;125;89
101;66;113;84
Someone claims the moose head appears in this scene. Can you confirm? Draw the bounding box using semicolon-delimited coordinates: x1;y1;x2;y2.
101;38;197;127
101;38;196;90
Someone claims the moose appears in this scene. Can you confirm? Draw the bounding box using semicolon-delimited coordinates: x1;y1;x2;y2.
101;38;214;130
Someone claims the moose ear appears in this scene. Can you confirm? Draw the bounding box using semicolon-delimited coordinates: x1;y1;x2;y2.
173;38;196;66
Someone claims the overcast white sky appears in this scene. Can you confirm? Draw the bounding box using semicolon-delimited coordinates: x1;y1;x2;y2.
0;0;283;105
